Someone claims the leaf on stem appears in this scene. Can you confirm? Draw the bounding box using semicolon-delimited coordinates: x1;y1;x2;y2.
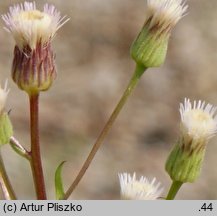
9;137;30;161
55;161;66;199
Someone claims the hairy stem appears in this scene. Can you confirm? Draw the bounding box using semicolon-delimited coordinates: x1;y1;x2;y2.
29;94;47;199
63;64;146;199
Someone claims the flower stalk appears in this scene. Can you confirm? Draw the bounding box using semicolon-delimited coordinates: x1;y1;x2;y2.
166;181;183;200
29;94;46;200
63;64;146;199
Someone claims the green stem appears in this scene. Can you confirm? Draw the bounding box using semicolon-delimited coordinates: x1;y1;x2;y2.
63;64;146;199
0;152;16;200
29;94;47;200
166;181;183;200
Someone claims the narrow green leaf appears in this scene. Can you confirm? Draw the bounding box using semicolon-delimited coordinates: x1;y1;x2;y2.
55;161;66;199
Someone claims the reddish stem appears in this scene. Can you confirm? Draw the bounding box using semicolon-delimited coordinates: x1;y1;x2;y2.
29;94;47;199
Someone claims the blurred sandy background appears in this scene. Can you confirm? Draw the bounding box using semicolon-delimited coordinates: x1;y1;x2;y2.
0;0;217;200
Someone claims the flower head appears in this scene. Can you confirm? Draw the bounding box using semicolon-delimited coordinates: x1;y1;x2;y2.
131;0;188;68
180;98;217;147
0;80;9;114
2;2;69;95
118;173;163;200
165;98;217;183
2;1;69;50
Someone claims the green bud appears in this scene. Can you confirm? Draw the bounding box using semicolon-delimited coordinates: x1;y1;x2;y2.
0;113;13;146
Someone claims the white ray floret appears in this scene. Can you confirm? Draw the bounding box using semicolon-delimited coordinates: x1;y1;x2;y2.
2;1;69;49
179;98;217;141
146;0;188;30
118;173;163;200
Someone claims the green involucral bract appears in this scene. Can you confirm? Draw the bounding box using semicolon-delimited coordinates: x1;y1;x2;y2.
165;143;205;183
131;26;169;68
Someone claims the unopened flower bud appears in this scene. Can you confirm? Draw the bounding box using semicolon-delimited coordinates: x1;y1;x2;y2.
131;0;188;68
2;2;69;95
166;98;217;183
